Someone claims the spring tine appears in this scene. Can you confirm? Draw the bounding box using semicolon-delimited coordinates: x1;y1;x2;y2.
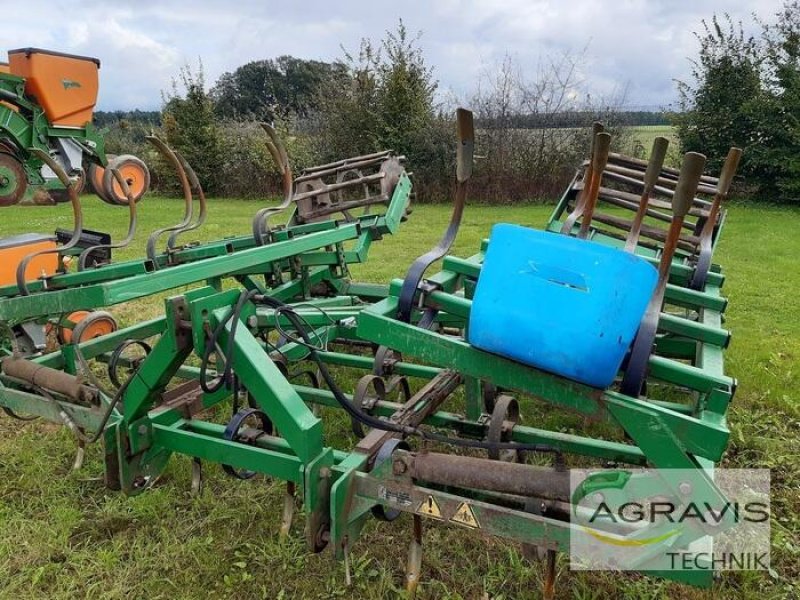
543;549;557;600
456;107;475;183
698;146;742;243
166;151;208;248
72;440;86;471
405;514;423;597
263;124;291;182
577;131;611;239
624;136;669;252
144;136;194;265
620;151;707;398
690;147;743;290
280;481;296;538
191;458;203;495
252;123;296;245
343;539;352;586
16;149;83;295
560;122;604;234
78;167;139;271
396;108;473;323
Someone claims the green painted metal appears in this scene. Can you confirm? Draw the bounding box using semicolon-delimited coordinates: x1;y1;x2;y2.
0;72;108;192
0;145;738;592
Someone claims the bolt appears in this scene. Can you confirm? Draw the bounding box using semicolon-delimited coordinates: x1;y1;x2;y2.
679;482;692;495
392;458;407;475
247;315;258;328
138;424;148;436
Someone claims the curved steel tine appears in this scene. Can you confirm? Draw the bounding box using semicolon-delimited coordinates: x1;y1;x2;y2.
561;122;604;234
16;149;83;295
252;123;294;245
78;167;138;271
620;151;707;398
144;136;193;266
577;132;612;239
166;150;208;248
396;108;474;323
624;136;669;253
689;147;742;290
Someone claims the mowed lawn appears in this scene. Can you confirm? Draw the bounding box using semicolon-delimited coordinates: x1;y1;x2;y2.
0;196;798;599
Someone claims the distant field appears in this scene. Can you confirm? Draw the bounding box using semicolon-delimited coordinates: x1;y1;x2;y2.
0;197;797;599
622;124;680;165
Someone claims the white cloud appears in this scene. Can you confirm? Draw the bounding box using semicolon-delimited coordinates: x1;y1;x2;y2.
0;0;787;110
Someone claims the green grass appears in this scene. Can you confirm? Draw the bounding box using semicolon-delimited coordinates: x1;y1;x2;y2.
0;196;798;599
623;125;681;166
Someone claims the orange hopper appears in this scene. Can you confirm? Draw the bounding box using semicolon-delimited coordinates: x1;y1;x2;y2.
8;48;99;127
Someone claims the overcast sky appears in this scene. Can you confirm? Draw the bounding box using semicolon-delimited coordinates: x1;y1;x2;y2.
0;0;785;111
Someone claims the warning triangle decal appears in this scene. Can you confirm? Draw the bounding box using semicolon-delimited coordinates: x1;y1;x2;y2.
450;502;480;529
416;495;443;519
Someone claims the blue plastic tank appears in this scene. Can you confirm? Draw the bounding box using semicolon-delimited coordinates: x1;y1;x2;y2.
468;224;658;388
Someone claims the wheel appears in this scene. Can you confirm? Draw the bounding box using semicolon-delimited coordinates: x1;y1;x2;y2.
50;169;86;204
108;339;152;388
487;394;521;462
102;154;150;205
221;408;273;479
58;310;118;344
88;156;116;205
0;152;27;206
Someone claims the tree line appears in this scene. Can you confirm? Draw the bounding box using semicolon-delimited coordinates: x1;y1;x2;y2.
98;21;637;202
100;5;800;204
675;1;800;202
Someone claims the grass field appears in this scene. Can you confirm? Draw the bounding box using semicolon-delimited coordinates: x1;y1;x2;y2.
622;125;681;166
0;196;798;599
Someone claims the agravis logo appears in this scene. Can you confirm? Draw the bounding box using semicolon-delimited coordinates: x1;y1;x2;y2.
568;468;771;572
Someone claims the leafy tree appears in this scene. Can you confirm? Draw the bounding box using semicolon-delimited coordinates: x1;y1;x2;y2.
161;62;224;194
94;110;161;128
750;1;800;199
674;15;762;176
675;4;800;201
211;56;344;122
314;20;451;200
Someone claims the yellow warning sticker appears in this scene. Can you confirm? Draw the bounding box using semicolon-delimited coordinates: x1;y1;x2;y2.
450;502;480;529
416;495;443;520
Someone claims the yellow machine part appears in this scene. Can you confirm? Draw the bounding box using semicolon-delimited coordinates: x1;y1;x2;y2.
0;234;58;286
8;47;99;127
0;62;9;74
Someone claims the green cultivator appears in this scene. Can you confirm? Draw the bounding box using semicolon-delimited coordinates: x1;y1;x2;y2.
0;112;742;596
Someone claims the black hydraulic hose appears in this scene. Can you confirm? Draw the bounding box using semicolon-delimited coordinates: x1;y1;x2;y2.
253;294;558;455
199;289;260;394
